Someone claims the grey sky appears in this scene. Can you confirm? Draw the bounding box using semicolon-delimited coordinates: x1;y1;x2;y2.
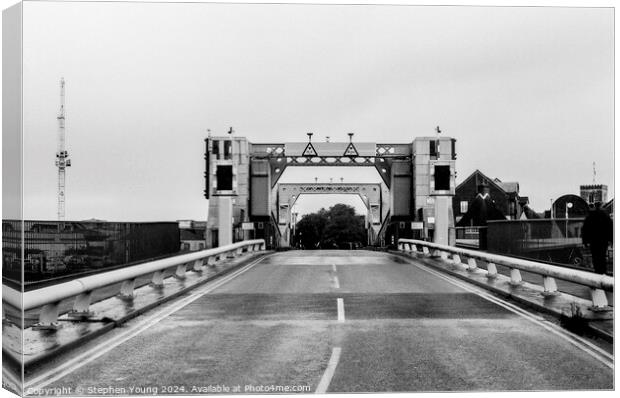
13;1;614;221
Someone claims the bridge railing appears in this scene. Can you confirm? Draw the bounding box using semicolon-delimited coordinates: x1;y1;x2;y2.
397;239;613;309
2;239;266;328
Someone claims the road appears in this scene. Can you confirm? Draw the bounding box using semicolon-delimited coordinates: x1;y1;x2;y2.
27;250;613;393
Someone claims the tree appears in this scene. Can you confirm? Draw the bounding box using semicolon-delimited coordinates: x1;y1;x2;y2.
294;204;366;249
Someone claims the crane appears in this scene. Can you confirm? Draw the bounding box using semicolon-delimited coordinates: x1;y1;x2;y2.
56;77;71;221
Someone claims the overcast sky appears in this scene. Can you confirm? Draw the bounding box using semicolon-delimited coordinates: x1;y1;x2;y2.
12;1;614;221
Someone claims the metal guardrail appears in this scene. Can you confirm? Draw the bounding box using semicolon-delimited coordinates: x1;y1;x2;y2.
397;239;613;309
2;239;266;328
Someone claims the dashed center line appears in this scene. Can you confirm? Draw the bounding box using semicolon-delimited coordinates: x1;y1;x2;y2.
332;264;337;273
333;276;340;289
337;298;345;322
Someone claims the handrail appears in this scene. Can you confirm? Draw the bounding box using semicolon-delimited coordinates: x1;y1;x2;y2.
397;238;613;308
2;239;266;327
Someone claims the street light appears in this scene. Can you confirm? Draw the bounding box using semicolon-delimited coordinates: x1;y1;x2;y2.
565;202;573;237
292;211;298;248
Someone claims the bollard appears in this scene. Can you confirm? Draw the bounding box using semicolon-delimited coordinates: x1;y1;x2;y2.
590;288;609;309
33;302;61;330
542;276;558;295
486;262;498;278
510;268;522;285
69;291;93;316
175;263;187;278
467;258;477;271
120;278;136;298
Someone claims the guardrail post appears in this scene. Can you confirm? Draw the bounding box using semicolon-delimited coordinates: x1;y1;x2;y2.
590;289;609;309
192;259;204;272
207;256;217;266
175;263;186;278
510;268;522;285
227;250;236;258
440;251;448;261
236;247;244;256
452;254;461;265
260;242;266;250
467;258;477;271
151;270;165;287
69;291;93;316
542;276;558;295
422;246;430;256
120;279;136;298
486;262;498;278
33;302;61;330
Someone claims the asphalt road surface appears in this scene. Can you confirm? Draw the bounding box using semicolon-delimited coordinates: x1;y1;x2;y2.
28;250;613;394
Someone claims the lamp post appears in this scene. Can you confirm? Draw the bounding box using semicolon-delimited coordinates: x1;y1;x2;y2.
292;211;298;248
565;202;573;238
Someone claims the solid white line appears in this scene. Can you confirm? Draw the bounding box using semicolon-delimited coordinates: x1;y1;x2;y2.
337;298;345;322
418;265;614;364
411;260;614;368
26;254;272;390
315;347;342;394
333;276;340;289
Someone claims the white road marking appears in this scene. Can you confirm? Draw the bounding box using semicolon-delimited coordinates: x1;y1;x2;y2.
337;298;345;322
333;275;340;289
332;264;337;273
411;259;614;368
26;254;273;391
315;347;342;394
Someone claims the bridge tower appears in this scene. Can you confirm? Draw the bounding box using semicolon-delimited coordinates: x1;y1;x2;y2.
204;133;456;249
204;131;251;248
412;134;456;245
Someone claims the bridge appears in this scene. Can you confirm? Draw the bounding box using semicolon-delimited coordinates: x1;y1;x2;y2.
2;238;614;394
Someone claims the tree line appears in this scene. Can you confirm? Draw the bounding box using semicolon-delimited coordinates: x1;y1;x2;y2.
293;204;367;249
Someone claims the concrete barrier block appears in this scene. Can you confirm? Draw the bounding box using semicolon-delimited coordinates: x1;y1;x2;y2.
119;279;136;298
510;268;522;285
71;291;93;314
590;288;610;309
175;264;187;278
192;259;204;272
486;262;498;278
33;302;60;330
452;254;461;265
151;270;165;287
542;276;558;295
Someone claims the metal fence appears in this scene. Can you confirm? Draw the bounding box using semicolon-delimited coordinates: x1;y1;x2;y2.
486;218;612;270
453;219;613;272
2;220;180;283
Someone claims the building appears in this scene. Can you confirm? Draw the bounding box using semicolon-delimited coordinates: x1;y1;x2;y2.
551;194;589;219
580;184;608;205
178;220;207;251
453;170;530;223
